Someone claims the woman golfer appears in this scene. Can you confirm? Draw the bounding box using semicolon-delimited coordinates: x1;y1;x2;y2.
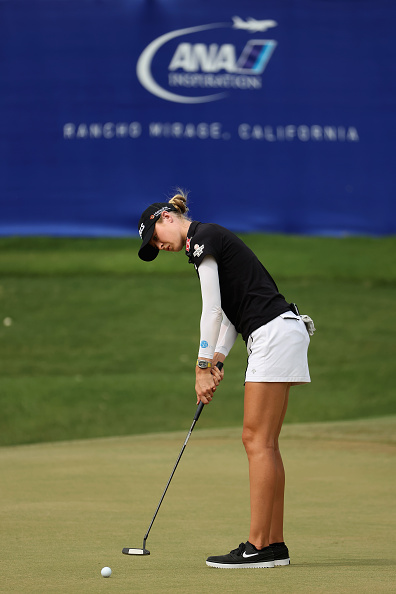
138;192;313;568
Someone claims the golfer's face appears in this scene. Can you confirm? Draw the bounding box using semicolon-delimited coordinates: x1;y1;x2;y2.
149;217;183;253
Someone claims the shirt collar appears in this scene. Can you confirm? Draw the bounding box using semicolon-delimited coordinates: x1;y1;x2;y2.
185;221;200;260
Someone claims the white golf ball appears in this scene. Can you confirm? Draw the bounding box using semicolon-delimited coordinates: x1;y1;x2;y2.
101;566;112;578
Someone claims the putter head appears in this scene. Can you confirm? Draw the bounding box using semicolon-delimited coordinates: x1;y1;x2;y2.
122;547;150;556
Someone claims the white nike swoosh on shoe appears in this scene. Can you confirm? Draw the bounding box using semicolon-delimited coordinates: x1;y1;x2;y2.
242;551;259;558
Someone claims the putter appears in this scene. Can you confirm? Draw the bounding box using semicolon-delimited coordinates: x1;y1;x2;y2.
122;361;224;556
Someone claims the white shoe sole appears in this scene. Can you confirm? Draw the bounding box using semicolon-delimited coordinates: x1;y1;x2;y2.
206;560;275;569
274;558;290;566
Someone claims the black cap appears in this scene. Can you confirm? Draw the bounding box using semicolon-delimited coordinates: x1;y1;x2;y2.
138;202;178;261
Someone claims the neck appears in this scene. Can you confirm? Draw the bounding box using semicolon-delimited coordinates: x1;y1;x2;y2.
181;219;192;244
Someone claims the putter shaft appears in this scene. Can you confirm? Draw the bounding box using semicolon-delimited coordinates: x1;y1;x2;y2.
123;361;223;555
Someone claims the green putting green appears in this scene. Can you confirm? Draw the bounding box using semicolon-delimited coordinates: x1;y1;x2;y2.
1;417;395;593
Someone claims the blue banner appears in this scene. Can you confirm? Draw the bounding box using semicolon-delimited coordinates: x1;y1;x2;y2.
1;0;395;236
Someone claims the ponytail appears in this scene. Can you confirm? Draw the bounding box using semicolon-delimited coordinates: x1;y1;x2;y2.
168;189;189;216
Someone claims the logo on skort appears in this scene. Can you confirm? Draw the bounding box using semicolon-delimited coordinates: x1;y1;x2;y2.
200;340;209;348
136;17;278;104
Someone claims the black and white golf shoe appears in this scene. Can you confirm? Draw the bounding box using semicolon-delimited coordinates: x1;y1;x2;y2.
206;541;274;569
271;541;290;566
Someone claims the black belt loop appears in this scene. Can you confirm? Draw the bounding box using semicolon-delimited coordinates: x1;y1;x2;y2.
290;302;300;316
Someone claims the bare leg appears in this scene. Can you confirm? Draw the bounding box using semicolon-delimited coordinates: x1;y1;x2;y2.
242;382;290;550
270;386;290;544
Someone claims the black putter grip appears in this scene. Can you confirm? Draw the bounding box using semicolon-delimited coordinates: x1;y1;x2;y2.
194;361;224;421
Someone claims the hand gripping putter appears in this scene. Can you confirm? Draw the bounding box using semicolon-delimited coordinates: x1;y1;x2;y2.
122;361;223;556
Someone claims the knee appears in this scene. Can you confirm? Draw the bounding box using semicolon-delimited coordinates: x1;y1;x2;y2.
242;426;276;457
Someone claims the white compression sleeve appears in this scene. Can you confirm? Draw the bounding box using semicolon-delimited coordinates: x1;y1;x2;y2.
215;311;238;357
197;256;223;360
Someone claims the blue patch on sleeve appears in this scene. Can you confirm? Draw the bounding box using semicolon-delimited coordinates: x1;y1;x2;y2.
200;340;208;348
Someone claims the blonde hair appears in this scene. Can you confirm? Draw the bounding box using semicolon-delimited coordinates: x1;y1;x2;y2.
159;189;191;221
169;189;189;215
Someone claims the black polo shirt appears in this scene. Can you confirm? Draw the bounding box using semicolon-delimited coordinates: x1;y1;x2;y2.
186;221;291;343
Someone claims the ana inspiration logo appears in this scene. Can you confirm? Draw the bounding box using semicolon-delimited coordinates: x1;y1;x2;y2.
136;17;278;104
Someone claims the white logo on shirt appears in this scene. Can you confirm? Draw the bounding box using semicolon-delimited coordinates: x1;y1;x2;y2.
193;244;204;257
